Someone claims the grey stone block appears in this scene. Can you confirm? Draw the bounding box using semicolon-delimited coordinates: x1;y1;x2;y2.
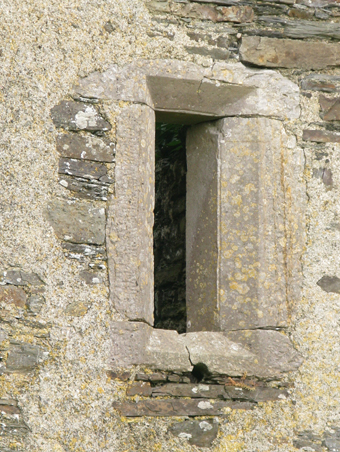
6;341;43;373
56;133;115;162
46;199;106;245
0;270;44;286
27;295;45;314
301;74;340;93
51;100;111;132
240;36;340;69
169;419;219;447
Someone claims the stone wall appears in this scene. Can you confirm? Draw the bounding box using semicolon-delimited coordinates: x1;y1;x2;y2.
0;0;340;451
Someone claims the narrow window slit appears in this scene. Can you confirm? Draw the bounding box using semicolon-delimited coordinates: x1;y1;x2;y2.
153;122;187;334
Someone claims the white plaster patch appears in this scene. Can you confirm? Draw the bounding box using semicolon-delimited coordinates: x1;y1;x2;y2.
178;432;192;440
198;401;213;410
75;106;98;129
199;421;213;431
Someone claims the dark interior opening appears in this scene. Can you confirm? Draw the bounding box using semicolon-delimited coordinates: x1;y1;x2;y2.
191;363;211;383
153;123;187;334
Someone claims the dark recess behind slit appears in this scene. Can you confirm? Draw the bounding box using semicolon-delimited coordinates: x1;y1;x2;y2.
153;123;187;334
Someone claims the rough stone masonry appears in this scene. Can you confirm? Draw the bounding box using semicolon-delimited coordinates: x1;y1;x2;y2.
1;0;340;451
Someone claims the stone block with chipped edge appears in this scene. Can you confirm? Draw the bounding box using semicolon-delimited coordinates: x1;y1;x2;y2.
46;199;106;245
72;59;299;120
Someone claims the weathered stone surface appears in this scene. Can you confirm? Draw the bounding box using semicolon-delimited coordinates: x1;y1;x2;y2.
185;46;230;60
317;275;340;293
107;104;155;324
65;301;89;316
187;118;290;332
136;372;168;383
73;60;299;120
0;286;27;307
209;61;300;119
185;332;257;376
303;129;340;143
187;32;230;48
226;330;303;378
112;398;253;417
0;270;44;286
51;101;111;132
111;322;192;372
169;419;219;447
27;295;45;314
46;199;106;245
6;341;43;372
240;36;340;69
301;74;340;93
61;242;106;260
58;158;108;181
59;175;109;201
320;95;340;121
56;133;115;162
127;382;153;397
79;270;102;285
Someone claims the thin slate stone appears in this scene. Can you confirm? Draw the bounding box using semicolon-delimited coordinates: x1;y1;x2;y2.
185;46;231;59
317;275;340;293
303;130;340;143
301;74;340;93
112;399;254;417
61;242;106;260
58;176;109;201
58;158;108;181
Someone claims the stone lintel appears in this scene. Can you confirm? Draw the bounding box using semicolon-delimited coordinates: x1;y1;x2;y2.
73;59;299;121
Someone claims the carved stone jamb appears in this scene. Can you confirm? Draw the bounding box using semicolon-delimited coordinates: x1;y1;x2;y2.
73;60;304;379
